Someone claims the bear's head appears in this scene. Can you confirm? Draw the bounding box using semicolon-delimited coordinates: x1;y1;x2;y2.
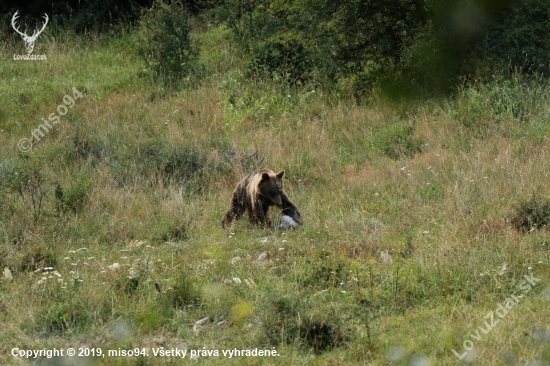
258;170;285;207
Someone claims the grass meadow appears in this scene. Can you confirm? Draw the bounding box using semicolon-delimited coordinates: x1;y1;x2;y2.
0;22;549;365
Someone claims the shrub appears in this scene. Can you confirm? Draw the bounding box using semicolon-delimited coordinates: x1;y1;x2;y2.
7;154;49;224
211;136;265;174
216;0;425;83
108;140;210;190
0;0;147;34
39;301;91;335
152;221;188;243
135;141;208;190
263;295;347;354
19;242;58;272
250;32;313;82
136;0;199;77
402;0;550;92
54;173;94;214
478;0;550;75
162;147;205;185
216;0;550;92
230;300;255;328
70;128;108;163
299;320;344;354
161;274;201;309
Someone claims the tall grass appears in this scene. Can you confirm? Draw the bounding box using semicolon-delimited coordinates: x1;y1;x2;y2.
0;22;549;365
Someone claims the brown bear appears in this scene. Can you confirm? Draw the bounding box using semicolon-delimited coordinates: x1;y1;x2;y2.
221;169;303;228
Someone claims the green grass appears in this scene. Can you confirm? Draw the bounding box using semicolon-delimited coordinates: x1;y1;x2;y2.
0;23;549;365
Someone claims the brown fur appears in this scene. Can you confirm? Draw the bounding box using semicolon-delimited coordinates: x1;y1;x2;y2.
222;169;303;228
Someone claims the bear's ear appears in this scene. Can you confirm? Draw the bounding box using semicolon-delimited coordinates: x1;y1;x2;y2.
276;170;285;179
261;172;271;182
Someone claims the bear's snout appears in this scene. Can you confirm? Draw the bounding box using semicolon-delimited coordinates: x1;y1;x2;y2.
273;198;283;207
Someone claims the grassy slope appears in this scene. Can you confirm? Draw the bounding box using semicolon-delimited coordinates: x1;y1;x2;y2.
0;24;549;365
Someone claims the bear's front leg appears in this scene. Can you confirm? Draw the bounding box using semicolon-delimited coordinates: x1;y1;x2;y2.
251;200;271;227
281;192;303;225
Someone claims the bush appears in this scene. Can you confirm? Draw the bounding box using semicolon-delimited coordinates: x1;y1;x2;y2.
152;221;188;243
19;242;58;272
7;154;49;225
263;295;347;354
215;0;550;92
216;0;425;83
136;0;199;77
402;0;550;93
162;147;205;184
39;300;91;335
70;127;108;163
108;140;210;190
136;141;208;189
54;173;94;214
478;0;550;75
0;0;148;34
161;274;201;309
250;32;313;82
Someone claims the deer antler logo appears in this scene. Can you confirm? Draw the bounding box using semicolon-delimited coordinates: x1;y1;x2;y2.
11;11;49;54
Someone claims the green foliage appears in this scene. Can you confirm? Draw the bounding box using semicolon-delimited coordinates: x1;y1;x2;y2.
131;301;173;331
0;0;146;34
70;126;108;163
3;13;550;365
0;165;7;221
212;137;265;174
136;0;199;77
55;173;94;214
299;320;345;354
106;139;212;190
18;242;58;272
478;0;550;74
135;140;209;190
216;0;425;83
162;147;205;184
229;300;255;327
152;221;189;243
39;300;92;335
250;32;312;81
215;0;550;92
115;260;152;297
162;274;201;309
402;0;550;92
451;76;550;137
373;123;422;159
7;154;49;225
263;293;347;354
303;260;347;288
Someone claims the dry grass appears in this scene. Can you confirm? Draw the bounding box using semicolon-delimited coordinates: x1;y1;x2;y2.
0;25;549;365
